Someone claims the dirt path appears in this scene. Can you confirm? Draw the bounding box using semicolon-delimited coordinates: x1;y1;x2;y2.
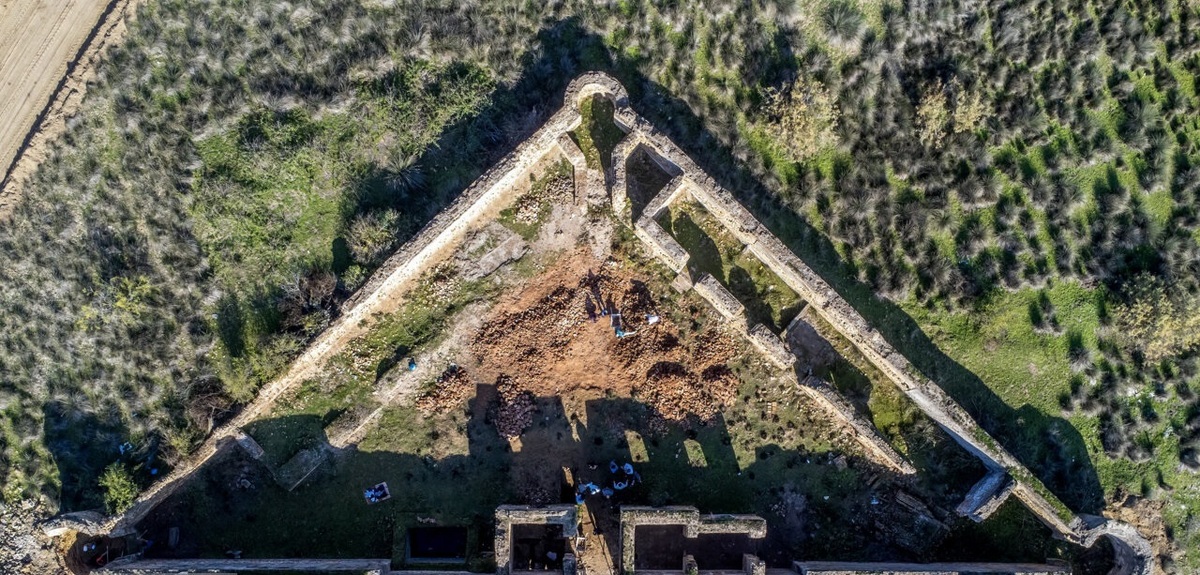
0;0;142;219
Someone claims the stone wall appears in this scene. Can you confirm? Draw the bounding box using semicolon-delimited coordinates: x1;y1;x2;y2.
746;324;794;370
635;214;690;273
691;273;747;328
619;506;766;574
792;561;1069;574
86;73;616;538
494;504;578;575
591;72;1152;574
622;134;912;477
797;376;915;475
63;71;1152;575
98;557;392;573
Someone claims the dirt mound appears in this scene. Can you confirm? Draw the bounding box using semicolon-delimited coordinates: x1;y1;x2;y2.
622;327;739;422
415;366;475;415
493;374;537;438
474;284;585;369
469;251;742;426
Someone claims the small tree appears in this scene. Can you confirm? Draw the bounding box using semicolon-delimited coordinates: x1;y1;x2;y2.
99;463;139;514
761;79;840;163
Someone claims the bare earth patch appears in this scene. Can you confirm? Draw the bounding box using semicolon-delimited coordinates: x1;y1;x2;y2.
458;248;742;435
0;0;143;218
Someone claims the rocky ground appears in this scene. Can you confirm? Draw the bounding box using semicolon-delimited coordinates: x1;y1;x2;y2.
0;501;63;574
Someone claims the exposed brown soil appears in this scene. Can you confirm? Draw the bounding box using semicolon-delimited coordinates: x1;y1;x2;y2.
0;0;145;219
415;366;476;415
1107;495;1174;572
459;248;740;435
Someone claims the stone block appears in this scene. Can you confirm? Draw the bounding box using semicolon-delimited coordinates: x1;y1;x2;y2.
635;215;690;273
691;273;746;329
747;323;795;370
957;469;1014;522
743;554;766;575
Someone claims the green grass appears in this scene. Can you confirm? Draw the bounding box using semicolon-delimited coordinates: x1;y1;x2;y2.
570;96;626;170
192;60;496;399
902;279;1200;553
662;201;804;332
902;282;1099;414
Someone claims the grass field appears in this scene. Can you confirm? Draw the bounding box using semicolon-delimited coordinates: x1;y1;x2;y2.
661;201;804;333
3;0;1199;568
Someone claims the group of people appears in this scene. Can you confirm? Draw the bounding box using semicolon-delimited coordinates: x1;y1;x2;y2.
575;460;642;503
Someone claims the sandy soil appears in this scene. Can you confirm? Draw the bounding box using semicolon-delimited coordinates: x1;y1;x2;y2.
475;250;739;422
0;0;140;219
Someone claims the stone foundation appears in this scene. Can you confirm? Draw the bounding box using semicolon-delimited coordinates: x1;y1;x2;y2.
65;71;1152;575
593;72;1152;574
619;506;766;575
494;505;578;575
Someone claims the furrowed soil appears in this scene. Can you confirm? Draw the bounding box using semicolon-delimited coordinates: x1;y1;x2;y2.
0;0;140;217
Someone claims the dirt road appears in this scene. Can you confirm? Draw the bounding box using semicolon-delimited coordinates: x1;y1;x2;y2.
0;0;137;218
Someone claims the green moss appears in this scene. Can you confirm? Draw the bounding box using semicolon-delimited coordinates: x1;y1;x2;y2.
661;201;803;332
570;96;625;170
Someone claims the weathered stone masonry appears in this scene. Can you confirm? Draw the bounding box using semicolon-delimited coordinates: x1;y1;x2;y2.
65;72;1152;575
585;72;1153;574
88;74;602;538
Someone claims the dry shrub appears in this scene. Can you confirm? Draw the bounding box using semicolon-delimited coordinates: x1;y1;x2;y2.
1112;274;1200;362
278;268;337;331
347;209;401;265
762;79;840;163
951;81;991;134
917;80;949;148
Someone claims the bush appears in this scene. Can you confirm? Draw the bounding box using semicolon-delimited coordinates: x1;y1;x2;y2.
98;463;139;514
760;79;840;163
916;81;949;148
951;81;990;134
1112;274;1200;362
347;209;402;266
822;1;865;48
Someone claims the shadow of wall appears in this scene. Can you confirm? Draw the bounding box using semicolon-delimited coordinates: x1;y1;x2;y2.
135;378;1069;569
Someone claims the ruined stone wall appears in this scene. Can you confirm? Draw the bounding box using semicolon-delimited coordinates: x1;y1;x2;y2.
593;72;1151;573
792;560;1070;574
627;148;912;476
796;376;915;475
98;557;392;573
956;469;1013;522
619;506;766;574
608;98;1058;521
91;75;616;538
69;71;1151;575
494;505;578;575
